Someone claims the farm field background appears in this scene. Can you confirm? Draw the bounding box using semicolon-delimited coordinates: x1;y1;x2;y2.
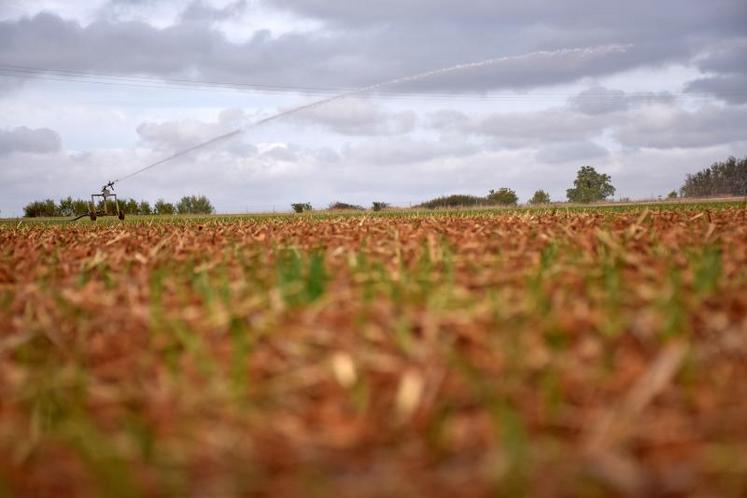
1;201;746;497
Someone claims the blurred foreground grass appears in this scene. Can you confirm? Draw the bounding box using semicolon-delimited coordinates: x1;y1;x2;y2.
1;204;746;497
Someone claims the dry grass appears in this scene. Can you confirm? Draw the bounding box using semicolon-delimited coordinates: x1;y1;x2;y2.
1;205;746;497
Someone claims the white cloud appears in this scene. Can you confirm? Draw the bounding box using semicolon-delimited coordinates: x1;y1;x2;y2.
290;98;416;136
614;104;747;149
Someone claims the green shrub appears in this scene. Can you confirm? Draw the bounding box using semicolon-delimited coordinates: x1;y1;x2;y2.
416;194;485;209
487;188;518;206
291;203;313;213
328;202;364;211
177;195;214;215
566;166;615;203
154;199;176;215
529;190;551;205
23;199;58;217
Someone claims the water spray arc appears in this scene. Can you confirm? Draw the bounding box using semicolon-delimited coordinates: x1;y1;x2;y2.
83;44;629;220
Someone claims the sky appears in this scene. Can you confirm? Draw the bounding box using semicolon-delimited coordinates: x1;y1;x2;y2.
0;0;746;215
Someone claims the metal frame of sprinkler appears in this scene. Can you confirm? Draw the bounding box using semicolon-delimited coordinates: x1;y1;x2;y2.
70;181;125;221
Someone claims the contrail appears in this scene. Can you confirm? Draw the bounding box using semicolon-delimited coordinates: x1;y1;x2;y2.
113;44;630;185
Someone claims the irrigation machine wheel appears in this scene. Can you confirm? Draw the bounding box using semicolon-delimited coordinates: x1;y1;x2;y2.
118;212;125;221
89;212;97;221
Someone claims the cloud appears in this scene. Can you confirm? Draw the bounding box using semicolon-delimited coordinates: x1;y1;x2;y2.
291;98;416;136
180;0;248;23
430;90;747;152
685;39;747;103
535;141;609;164
569;86;674;115
0;126;61;155
136;108;252;153
693;39;747;74
340;137;480;166
614;105;747;149
686;74;747;104
2;0;745;95
430;108;604;146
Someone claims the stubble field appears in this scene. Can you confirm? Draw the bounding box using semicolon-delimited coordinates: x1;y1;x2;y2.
1;203;746;497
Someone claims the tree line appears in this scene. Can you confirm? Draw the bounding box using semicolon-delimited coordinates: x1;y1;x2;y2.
679;156;747;198
23;195;214;218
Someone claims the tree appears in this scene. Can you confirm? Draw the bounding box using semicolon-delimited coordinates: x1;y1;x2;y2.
124;198;139;215
72;199;90;216
154;199;175;215
58;197;74;217
680;156;747;197
372;202;389;212
487;188;518;206
667;191;678;199
177;195;214;214
566;166;615;203
328;201;364;211
23;199;58;217
139;201;152;215
529;190;551;205
291;203;312;213
416;194;484;209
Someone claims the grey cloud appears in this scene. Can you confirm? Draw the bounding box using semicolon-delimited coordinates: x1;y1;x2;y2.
180;1;248;22
615;105;747;149
268;0;745;88
535;141;609;164
694;39;747;75
0;126;61;155
685;39;747;103
569;86;674;115
272;0;746;33
2;0;745;95
686;74;747;104
435;100;747;151
433;109;604;146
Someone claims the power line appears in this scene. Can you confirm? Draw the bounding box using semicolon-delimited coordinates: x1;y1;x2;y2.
1;62;742;101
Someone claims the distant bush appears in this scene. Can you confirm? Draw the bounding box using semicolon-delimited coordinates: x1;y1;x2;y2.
416;194;485;209
529;190;551;205
680;156;747;197
291;203;313;213
372;202;389;212
328;202;365;211
122;198;139;214
177;195;214;215
667;191;678;199
154;199;176;215
23;199;58;218
96;199;121;213
487;188;518;206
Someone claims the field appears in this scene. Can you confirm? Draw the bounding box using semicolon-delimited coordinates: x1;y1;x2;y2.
1;202;746;497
